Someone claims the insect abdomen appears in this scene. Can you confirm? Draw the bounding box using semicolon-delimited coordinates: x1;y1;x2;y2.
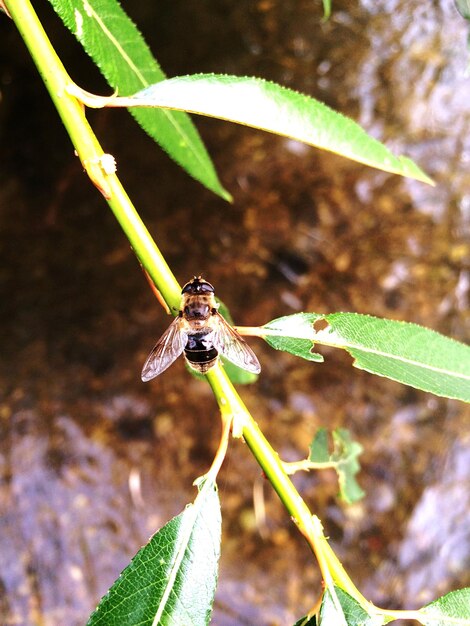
184;333;218;373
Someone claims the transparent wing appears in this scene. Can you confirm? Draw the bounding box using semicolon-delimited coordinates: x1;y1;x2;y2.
141;317;188;381
211;313;261;374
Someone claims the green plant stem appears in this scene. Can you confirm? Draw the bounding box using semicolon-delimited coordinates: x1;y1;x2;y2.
5;0;181;312
7;0;373;615
206;365;371;609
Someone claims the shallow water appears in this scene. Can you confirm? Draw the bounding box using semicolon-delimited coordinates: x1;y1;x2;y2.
0;1;469;624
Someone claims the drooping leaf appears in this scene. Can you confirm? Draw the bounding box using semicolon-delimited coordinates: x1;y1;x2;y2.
260;313;470;403
87;480;221;626
419;588;470;626
308;428;364;503
104;74;434;184
47;0;230;200
320;586;383;626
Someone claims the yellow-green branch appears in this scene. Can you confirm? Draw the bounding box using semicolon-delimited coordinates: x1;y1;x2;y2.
5;0;383;617
5;0;181;311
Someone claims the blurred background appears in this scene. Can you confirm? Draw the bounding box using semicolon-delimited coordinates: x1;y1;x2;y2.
0;1;469;624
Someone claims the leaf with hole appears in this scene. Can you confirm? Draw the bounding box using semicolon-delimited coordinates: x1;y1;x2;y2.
263;313;324;362
261;313;470;402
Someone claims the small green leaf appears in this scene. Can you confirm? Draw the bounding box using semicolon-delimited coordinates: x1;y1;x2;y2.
309;428;364;503
47;0;230;200
309;428;330;463
263;313;324;362
86;480;221;626
221;358;259;385
217;299;260;385
116;74;433;184
320;586;384;626
419;588;470;626
261;313;470;403
331;429;365;503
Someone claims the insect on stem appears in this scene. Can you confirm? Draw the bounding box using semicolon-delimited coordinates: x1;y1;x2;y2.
141;277;261;381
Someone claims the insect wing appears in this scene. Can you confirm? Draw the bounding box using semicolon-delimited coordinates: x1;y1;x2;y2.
211;313;261;374
141;317;188;381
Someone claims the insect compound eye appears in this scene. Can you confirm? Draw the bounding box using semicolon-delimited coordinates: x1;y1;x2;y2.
181;277;215;295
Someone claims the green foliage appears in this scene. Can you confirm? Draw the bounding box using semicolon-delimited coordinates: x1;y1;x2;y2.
315;585;470;626
47;0;230;200
262;313;470;402
87;481;221;626
455;0;470;20
263;312;325;362
309;428;365;503
319;587;378;626
6;1;470;625
112;74;434;184
217;300;259;385
419;588;470;625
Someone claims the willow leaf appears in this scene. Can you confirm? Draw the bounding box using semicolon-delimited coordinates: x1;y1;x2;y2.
105;74;433;183
262;313;470;402
419;588;470;626
47;0;230;200
87;480;221;626
320;586;380;626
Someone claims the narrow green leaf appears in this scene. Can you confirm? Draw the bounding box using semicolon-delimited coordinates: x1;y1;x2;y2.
261;313;470;403
309;428;364;503
86;480;221;626
263;313;324;362
47;0;230;200
419;588;470;626
321;313;470;403
320;586;384;626
115;74;433;184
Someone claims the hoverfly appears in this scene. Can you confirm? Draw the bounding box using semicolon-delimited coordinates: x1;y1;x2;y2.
141;277;261;381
